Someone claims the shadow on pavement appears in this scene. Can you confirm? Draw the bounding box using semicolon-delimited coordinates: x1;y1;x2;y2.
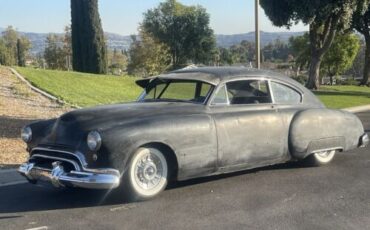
0;161;308;214
167;161;309;189
0;215;23;220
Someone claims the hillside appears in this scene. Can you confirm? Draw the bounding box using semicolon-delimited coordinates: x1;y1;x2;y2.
1;27;305;54
17;31;132;55
216;31;305;48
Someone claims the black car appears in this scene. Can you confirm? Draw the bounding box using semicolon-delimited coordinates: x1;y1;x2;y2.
18;67;369;200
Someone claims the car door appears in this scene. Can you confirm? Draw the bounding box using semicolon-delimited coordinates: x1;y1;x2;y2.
209;79;288;171
269;80;305;153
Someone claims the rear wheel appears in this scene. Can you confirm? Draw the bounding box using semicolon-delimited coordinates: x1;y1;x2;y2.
122;147;168;201
305;150;336;166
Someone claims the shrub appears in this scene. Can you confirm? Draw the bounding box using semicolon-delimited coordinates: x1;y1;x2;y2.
337;79;358;85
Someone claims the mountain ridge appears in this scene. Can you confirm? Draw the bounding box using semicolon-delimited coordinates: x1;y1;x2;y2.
0;27;305;54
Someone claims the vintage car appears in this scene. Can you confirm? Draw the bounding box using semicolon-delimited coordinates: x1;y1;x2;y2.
18;67;369;200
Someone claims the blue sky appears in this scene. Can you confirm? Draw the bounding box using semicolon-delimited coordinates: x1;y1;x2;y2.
0;0;307;35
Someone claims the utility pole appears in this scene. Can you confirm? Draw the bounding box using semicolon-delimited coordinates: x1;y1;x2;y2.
255;0;260;69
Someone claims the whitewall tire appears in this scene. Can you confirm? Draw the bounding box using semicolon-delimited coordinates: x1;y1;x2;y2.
305;150;336;166
124;147;168;200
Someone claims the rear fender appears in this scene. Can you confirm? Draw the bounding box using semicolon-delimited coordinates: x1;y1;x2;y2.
289;109;364;159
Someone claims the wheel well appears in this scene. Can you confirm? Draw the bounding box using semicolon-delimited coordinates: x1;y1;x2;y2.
141;142;179;181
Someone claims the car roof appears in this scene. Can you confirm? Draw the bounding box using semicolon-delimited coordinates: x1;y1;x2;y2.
136;66;302;89
135;66;324;107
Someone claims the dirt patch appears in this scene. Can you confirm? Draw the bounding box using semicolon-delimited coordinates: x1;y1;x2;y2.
0;66;71;169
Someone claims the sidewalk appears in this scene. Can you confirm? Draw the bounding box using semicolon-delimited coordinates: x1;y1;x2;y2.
342;104;370;113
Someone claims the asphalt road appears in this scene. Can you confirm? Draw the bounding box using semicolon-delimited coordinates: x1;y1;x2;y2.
0;111;369;230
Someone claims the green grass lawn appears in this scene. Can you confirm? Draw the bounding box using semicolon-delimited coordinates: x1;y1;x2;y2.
15;67;141;107
13;67;370;109
315;85;370;109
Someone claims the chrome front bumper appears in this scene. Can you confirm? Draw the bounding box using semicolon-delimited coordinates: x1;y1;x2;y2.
18;161;120;190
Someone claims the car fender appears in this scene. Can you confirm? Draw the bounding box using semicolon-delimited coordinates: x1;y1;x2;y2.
101;114;218;180
289;109;364;159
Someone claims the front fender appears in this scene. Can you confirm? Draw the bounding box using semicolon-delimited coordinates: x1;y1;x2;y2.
101;114;218;179
26;118;57;150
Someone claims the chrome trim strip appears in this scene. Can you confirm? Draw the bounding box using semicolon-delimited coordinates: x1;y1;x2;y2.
31;154;81;171
268;80;276;104
30;147;120;176
209;84;230;106
31;147;88;167
311;147;343;154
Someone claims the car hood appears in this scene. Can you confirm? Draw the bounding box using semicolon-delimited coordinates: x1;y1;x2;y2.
42;102;206;147
60;102;205;128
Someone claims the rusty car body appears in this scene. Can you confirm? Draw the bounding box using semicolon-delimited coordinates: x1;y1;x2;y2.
18;67;369;200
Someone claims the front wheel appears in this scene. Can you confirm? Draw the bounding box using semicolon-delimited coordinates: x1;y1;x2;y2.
122;147;168;201
305;150;336;166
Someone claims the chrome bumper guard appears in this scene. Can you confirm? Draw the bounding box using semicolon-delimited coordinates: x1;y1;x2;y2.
18;161;120;190
359;133;369;148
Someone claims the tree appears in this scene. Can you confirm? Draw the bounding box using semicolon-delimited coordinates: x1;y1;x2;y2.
63;25;72;71
352;3;370;85
228;40;255;65
1;26;18;65
0;38;8;65
321;33;360;84
219;47;234;66
16;36;31;67
107;48;128;74
288;32;360;83
142;0;216;68
288;34;310;75
263;39;290;62
71;0;107;74
0;26;31;66
127;31;171;77
347;40;365;80
260;0;369;89
44;34;65;69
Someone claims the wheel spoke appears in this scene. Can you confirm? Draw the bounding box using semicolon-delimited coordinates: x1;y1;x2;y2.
133;150;166;191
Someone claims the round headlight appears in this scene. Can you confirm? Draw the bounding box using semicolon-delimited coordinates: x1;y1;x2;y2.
21;126;32;143
87;131;102;151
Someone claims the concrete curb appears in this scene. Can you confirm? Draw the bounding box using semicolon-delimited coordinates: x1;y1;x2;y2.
342;104;370;113
9;67;81;109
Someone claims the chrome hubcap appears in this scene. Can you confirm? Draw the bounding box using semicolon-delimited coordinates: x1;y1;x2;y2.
316;150;335;158
316;151;330;158
135;152;163;190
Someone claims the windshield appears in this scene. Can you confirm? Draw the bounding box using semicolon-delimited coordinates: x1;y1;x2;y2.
140;79;214;104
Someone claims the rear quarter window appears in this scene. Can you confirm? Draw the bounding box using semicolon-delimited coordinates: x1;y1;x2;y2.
270;81;302;104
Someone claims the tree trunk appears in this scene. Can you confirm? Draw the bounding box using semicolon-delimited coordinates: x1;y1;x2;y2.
361;36;370;86
306;54;322;89
306;16;338;90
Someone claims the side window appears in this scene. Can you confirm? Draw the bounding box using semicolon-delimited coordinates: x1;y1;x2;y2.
212;85;228;104
270;82;301;104
226;80;272;105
